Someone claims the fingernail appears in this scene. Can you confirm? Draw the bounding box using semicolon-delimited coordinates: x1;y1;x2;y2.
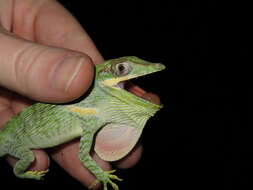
51;56;85;92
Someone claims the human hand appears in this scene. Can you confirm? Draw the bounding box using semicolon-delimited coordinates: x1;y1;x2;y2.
0;0;162;189
0;0;146;188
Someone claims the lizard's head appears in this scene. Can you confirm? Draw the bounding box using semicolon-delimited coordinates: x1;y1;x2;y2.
94;57;165;162
95;56;165;105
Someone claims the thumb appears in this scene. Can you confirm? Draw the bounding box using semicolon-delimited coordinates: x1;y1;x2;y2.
0;31;94;103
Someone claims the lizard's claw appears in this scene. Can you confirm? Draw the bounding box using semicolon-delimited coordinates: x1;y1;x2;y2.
24;169;49;180
106;170;123;181
106;169;117;174
89;170;123;190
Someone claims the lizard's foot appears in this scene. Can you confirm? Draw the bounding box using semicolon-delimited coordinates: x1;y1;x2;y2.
89;170;123;190
23;169;49;180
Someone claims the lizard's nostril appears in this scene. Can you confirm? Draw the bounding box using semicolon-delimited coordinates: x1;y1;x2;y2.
154;63;166;71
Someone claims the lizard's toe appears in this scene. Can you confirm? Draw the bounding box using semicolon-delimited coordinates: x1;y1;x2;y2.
92;170;122;190
24;169;49;180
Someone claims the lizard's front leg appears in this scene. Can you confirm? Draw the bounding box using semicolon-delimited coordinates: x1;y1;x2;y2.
79;128;122;190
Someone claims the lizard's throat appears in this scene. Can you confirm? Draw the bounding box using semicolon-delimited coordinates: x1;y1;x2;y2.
103;84;162;117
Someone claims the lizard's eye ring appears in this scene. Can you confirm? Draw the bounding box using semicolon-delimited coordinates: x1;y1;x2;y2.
114;62;132;76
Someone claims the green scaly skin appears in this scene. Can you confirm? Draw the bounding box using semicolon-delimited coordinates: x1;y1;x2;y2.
0;56;165;190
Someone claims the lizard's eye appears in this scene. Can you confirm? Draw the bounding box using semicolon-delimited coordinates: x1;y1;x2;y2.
114;62;132;76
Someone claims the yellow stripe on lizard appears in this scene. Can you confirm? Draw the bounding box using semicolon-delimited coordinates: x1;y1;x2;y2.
67;106;98;115
101;76;130;86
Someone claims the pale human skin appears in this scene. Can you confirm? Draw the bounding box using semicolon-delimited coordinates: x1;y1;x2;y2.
0;0;159;188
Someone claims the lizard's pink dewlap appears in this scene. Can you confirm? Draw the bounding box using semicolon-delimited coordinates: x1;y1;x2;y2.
94;124;141;162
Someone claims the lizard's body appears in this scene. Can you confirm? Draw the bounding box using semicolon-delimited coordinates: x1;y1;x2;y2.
0;56;165;190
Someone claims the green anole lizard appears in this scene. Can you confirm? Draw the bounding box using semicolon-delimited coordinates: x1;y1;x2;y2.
0;56;165;190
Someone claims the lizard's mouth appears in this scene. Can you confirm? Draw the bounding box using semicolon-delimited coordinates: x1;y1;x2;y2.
102;62;165;105
115;81;161;105
116;81;145;97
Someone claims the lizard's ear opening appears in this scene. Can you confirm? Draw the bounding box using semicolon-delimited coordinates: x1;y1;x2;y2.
94;124;141;161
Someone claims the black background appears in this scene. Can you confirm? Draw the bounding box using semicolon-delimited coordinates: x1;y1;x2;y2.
0;0;252;189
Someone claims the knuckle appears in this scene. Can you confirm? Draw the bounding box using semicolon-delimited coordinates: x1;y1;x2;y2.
12;42;45;93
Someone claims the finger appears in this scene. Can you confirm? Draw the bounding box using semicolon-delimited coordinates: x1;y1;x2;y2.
13;0;104;64
10;93;34;114
0;88;14;127
6;149;50;172
0;30;94;103
141;92;161;105
114;144;143;169
49;139;111;188
126;83;162;105
0;105;13;127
